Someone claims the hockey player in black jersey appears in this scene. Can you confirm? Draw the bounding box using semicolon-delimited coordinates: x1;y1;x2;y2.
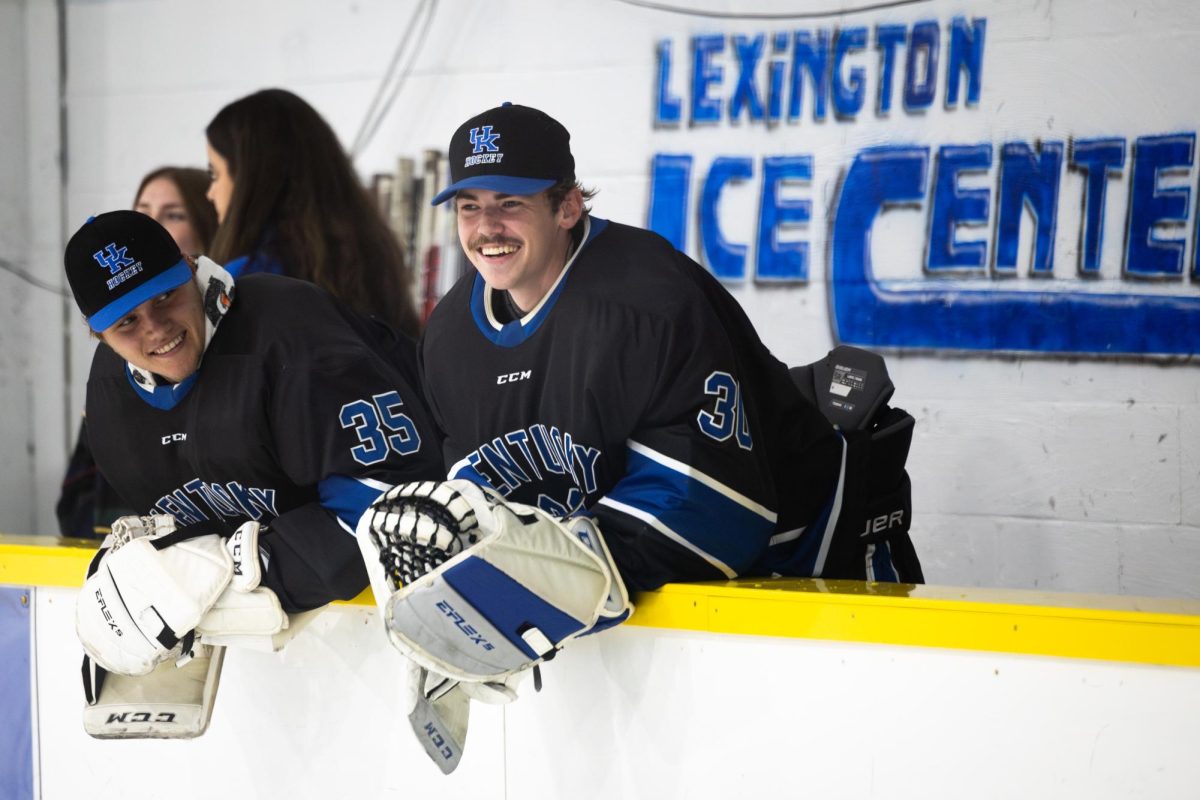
354;104;921;770
64;210;443;738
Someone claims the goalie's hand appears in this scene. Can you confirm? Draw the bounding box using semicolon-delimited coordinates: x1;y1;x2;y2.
359;480;492;592
108;514;177;548
196;521;288;642
226;520;263;592
76;527;233;676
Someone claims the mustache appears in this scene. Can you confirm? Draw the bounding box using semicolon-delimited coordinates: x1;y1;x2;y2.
469;235;521;251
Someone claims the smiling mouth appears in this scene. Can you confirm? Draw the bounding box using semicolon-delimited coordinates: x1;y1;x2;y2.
479;243;520;257
150;332;185;356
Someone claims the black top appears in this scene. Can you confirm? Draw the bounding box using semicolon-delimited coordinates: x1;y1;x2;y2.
86;274;444;611
420;218;840;591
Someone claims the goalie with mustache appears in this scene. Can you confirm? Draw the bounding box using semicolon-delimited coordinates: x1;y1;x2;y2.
358;102;923;774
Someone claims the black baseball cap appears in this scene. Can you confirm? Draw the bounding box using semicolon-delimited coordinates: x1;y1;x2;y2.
431;102;575;205
64;210;192;332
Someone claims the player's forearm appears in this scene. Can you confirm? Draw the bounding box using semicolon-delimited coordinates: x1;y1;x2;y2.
589;505;747;592
258;503;368;612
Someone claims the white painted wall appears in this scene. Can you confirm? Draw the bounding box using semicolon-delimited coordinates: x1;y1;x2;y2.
6;0;1199;595
33;588;1200;800
0;0;66;539
0;0;36;536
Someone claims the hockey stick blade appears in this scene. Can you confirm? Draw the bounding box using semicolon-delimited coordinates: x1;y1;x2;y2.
407;671;469;774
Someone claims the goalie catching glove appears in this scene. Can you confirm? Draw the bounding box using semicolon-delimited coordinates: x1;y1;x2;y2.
356;480;633;686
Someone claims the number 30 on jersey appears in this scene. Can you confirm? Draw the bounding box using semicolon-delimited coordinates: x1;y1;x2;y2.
339;390;421;465
697;371;753;450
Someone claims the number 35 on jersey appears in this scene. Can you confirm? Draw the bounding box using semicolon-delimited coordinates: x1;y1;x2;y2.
339;390;422;465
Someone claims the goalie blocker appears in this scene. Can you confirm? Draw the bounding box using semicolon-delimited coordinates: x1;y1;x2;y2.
762;345;923;583
76;516;301;739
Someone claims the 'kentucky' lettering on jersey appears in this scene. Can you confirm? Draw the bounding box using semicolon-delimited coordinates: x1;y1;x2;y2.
454;424;602;500
153;478;279;526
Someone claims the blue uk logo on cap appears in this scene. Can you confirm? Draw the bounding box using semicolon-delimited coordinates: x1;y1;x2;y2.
64;210;191;332
432;103;576;205
470;126;500;153
92;243;135;275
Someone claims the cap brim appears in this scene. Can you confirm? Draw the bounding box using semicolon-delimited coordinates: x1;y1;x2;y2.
431;175;557;206
88;259;193;332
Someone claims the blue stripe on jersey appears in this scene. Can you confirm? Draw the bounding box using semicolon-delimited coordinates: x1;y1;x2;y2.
224;252;285;279
443;555;586;660
318;473;388;532
753;497;831;578
867;541;898;583
469;217;610;348
756;434;846;577
125;369;198;410
599;445;776;576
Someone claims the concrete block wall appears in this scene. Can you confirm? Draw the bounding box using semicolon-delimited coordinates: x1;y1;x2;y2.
0;0;36;537
3;0;1196;596
0;0;66;540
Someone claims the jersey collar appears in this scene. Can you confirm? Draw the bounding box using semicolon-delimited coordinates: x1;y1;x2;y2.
470;216;609;348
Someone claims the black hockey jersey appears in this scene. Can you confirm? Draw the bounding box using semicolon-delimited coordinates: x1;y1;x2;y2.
86;274;444;611
420;218;841;591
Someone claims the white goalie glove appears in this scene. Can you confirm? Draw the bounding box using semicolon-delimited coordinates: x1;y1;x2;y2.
196;521;303;652
82;641;225;739
356;480;633;687
77;517;303;740
76;515;232;676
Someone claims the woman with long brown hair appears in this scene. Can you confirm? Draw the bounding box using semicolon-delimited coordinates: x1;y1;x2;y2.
205;88;420;336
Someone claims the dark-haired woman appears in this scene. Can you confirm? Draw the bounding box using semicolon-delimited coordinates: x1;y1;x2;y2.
205;88;420;336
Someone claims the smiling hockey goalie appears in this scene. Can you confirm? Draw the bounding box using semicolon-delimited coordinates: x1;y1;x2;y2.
62;210;444;741
356;480;632;771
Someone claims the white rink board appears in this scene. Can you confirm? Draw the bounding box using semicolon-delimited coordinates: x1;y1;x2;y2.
34;587;1200;800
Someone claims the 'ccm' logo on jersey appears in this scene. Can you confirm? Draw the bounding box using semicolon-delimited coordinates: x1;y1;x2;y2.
161;433;187;445
497;370;532;385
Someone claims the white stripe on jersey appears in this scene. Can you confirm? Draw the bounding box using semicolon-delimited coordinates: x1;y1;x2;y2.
768;526;806;547
810;434;848;577
357;476;395;493
596;497;737;579
627;440;777;523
